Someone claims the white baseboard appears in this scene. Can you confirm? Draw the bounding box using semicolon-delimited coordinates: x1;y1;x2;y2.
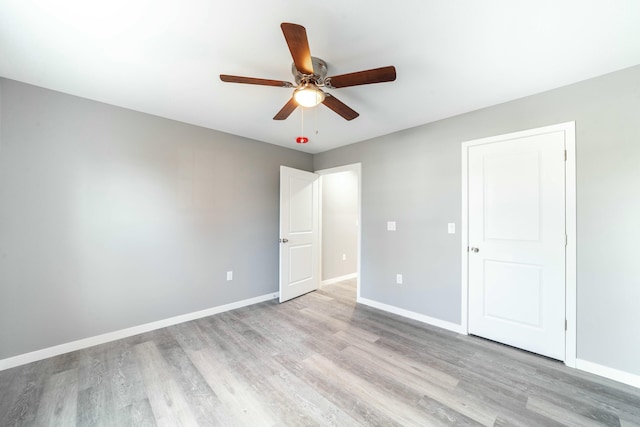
0;292;279;372
321;273;357;286
357;297;465;334
576;359;640;389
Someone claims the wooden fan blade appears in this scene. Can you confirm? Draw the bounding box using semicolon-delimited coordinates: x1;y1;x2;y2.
281;23;314;75
322;94;359;121
220;75;293;87
327;66;397;88
273;97;298;120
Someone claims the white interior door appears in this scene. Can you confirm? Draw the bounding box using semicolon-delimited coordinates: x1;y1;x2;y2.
279;166;320;302
467;128;566;360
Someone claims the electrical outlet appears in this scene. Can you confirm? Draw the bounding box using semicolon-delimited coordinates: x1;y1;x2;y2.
448;223;456;234
342;253;347;261
387;221;396;231
226;271;233;281
396;274;403;284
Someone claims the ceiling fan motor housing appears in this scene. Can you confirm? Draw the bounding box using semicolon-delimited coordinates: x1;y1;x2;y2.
292;57;328;86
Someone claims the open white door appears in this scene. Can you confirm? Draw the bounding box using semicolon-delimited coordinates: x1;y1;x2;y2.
279;166;320;302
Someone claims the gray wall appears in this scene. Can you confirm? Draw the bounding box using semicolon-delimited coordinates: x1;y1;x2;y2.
321;171;358;281
0;78;313;359
314;65;640;376
3;65;640;376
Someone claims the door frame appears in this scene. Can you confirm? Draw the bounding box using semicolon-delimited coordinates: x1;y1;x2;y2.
315;163;362;299
460;122;576;367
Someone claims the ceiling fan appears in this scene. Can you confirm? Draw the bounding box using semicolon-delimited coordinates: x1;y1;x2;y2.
220;23;396;121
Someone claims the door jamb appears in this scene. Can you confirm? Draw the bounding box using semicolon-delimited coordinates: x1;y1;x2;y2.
460;122;576;367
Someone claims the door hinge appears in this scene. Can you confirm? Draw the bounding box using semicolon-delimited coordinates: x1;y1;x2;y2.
565;234;568;246
565;319;568;330
564;150;567;161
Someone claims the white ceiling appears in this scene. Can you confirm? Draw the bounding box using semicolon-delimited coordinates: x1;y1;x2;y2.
1;1;639;154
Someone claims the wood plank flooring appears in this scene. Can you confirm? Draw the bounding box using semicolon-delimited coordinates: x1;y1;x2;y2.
1;279;640;426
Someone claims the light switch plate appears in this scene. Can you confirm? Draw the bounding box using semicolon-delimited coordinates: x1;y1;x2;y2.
387;221;396;231
448;223;455;234
226;271;233;281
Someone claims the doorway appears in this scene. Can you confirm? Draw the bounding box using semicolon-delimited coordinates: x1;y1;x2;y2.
461;123;576;366
317;163;361;298
279;163;361;302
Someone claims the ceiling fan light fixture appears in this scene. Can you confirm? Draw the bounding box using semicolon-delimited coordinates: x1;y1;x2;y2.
293;83;325;107
220;23;396;121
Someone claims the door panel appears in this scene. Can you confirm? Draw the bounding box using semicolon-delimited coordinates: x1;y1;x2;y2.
288;244;313;283
483;261;543;328
468;130;566;360
279;166;319;302
484;151;541;241
289;176;315;232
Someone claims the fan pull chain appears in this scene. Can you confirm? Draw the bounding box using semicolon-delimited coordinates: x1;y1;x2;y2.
296;107;309;144
315;104;319;135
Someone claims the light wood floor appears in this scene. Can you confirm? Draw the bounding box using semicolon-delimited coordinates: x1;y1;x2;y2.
1;280;639;426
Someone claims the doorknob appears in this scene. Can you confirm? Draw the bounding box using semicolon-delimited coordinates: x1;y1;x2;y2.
280;238;289;243
470;247;479;253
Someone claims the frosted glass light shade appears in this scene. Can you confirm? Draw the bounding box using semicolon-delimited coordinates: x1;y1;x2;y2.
294;84;325;107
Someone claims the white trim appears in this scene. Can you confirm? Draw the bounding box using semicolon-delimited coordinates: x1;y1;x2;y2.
322;273;357;286
0;292;278;371
315;163;362;301
358;297;465;334
460;141;470;335
460;121;577;366
564;123;577;368
318;171;325;293
576;359;640;389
